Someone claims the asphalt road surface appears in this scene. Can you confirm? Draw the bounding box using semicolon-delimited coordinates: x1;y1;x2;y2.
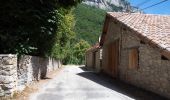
30;65;168;100
29;65;134;100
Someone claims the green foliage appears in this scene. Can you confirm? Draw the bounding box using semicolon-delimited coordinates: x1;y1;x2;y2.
73;4;126;45
51;8;76;60
0;0;82;56
57;0;82;8
109;4;123;11
0;0;91;65
14;43;37;56
73;39;90;64
64;39;90;64
73;4;106;45
70;4;125;64
51;8;91;65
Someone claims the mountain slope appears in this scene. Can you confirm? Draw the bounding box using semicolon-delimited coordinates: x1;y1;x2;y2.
74;4;106;45
83;0;130;11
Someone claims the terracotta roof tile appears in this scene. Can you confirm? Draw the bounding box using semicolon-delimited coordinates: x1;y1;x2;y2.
86;43;99;52
108;12;170;51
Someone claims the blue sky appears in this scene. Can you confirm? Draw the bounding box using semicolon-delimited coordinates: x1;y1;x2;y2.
128;0;170;15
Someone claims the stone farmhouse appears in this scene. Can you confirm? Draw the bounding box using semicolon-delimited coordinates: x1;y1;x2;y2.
85;43;102;72
86;12;170;98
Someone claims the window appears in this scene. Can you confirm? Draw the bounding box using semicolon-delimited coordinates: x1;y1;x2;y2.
161;55;169;60
129;48;139;69
140;40;145;44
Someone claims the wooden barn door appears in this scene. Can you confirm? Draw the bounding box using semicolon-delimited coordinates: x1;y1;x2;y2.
108;39;119;78
92;52;96;68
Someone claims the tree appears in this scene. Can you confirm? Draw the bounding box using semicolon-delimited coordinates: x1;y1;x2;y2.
72;39;90;64
0;0;82;57
0;0;93;65
51;8;76;61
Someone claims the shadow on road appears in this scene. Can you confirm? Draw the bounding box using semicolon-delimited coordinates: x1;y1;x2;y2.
77;68;169;100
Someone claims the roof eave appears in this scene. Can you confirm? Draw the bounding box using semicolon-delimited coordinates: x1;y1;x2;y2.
99;13;112;46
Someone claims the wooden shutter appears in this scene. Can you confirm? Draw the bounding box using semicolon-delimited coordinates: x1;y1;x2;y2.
129;48;139;69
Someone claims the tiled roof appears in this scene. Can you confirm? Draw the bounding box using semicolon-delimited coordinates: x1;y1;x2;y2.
86;43;99;52
108;12;170;58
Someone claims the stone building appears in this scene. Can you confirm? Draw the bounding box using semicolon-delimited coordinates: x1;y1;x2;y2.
99;12;170;98
85;43;102;72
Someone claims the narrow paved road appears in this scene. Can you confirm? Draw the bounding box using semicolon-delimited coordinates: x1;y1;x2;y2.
29;65;134;100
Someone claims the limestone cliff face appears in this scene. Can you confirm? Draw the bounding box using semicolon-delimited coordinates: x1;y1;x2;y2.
83;0;130;11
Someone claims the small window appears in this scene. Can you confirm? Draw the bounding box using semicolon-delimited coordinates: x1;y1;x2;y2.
161;55;169;60
140;40;145;44
129;48;139;69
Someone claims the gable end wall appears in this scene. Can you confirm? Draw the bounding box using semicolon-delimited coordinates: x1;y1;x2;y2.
102;19;121;73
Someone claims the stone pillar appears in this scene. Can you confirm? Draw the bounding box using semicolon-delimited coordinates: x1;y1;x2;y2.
0;54;17;97
17;55;32;91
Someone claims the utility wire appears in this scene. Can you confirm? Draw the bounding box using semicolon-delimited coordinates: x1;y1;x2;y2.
136;0;152;7
114;0;169;19
104;1;169;47
113;0;169;29
130;0;152;13
141;0;169;11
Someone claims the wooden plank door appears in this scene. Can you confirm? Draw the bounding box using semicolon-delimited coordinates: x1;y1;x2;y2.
108;44;112;75
108;39;119;78
92;52;96;68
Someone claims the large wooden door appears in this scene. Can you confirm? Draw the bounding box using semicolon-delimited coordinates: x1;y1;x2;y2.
108;39;119;78
92;52;96;68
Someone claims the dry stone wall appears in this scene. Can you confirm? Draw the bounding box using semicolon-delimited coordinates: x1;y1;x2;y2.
0;54;62;97
0;55;17;97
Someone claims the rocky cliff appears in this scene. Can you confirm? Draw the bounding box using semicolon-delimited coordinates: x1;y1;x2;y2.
83;0;130;11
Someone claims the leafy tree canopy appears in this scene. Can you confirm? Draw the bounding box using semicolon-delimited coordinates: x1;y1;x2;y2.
0;0;82;57
0;0;93;65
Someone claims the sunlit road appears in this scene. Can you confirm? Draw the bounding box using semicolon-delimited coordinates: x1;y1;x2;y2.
30;65;134;100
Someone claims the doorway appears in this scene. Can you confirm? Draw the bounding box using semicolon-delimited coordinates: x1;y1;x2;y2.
107;39;120;78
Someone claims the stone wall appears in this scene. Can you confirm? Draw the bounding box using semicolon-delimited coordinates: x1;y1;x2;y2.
102;19;121;74
119;29;170;98
102;19;170;98
95;49;101;72
0;55;62;97
86;51;94;69
0;54;17;97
